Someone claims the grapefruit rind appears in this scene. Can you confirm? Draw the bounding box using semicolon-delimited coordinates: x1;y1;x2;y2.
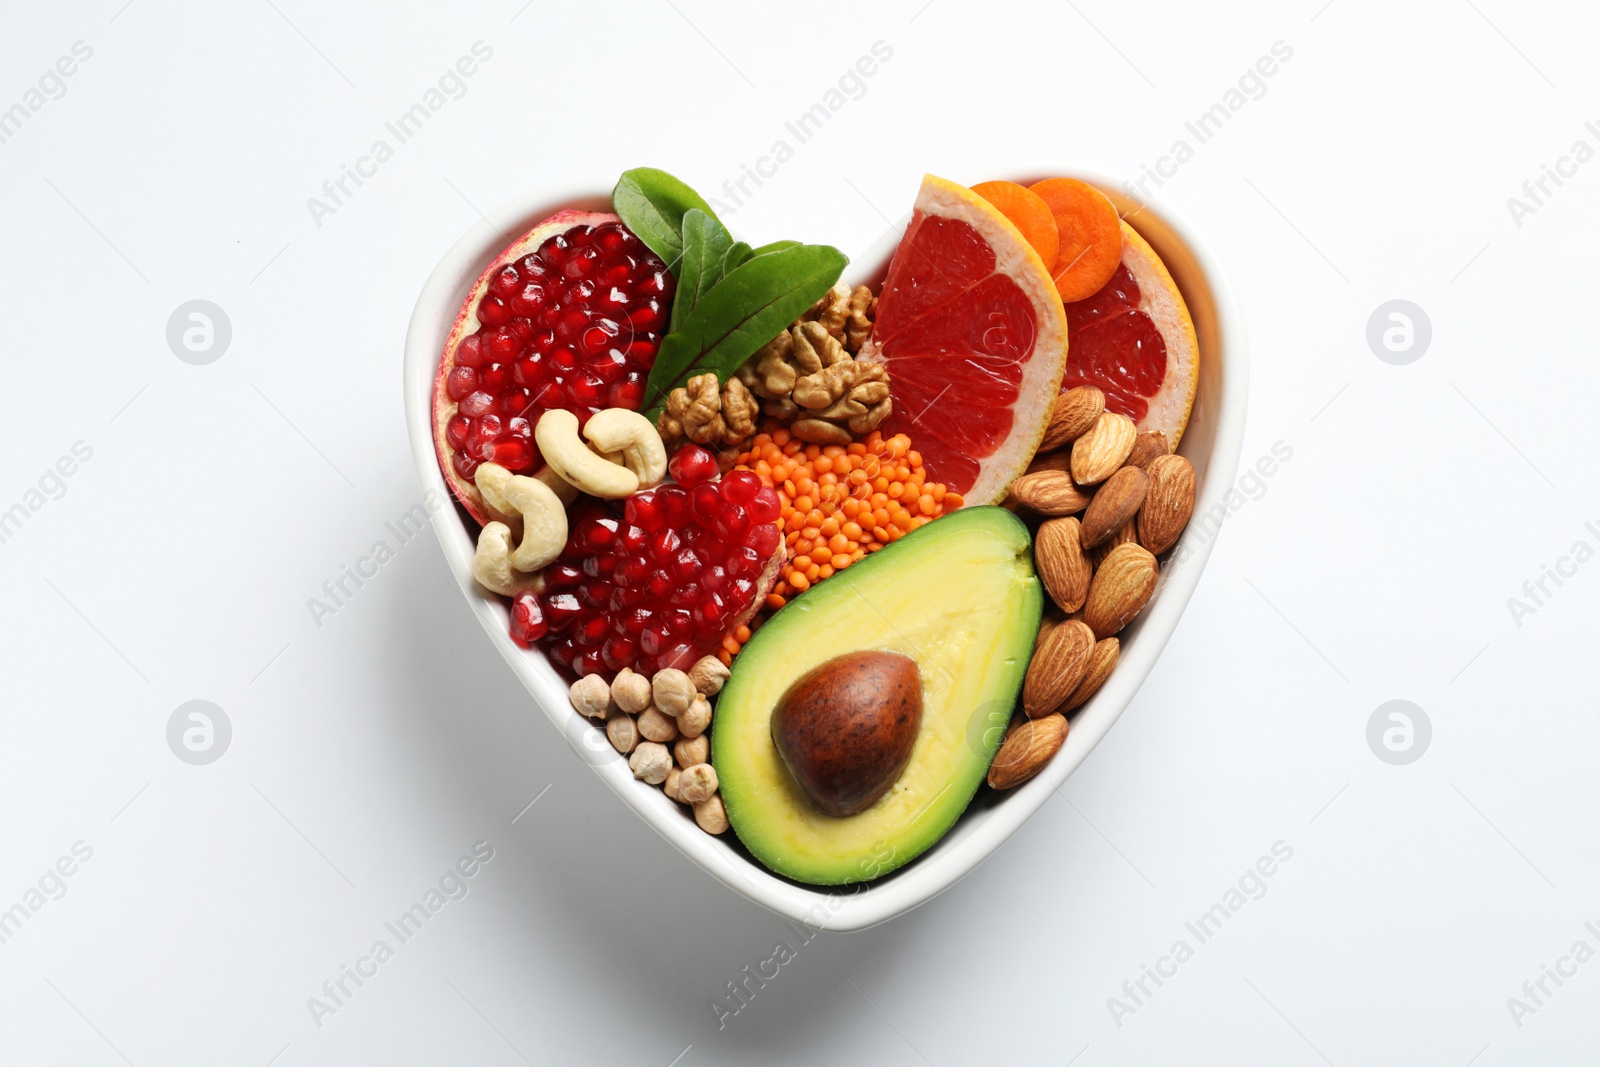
432;208;619;526
862;175;1069;507
1116;221;1199;449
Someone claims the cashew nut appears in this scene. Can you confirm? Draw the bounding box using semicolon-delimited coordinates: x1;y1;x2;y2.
474;462;567;572
534;409;640;499
472;523;546;597
583;409;668;488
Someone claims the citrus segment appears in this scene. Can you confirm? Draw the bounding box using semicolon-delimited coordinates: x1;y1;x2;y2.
1061;221;1198;446
1029;177;1123;302
971;181;1059;268
860;175;1068;505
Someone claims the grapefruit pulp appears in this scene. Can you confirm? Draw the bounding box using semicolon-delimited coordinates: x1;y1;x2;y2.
860;175;1068;506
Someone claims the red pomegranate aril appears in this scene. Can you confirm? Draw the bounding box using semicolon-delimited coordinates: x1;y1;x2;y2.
637;271;669;298
569;372;606;407
625;493;664;532
574;613;610;646
602;635;637;671
750;522;781;559
491;438;533;469
547;564;583;590
689;483;721;524
447;366;478;401
656;486;690;527
564;246;600;279
510;284;547;316
490;265;521;297
702;565;728;593
556;307;589;340
576;650;606;677
509;594;547;647
627;301;666;333
455;335;484;368
460;391;495;418
543;592;582;631
598;286;630;314
620;607;652;636
479;364;510;393
720;470;762;505
589;349;629;383
668;445;718;488
446;415;471;449
646;573;673;600
715;504;750;541
578;321;619;357
478;295;509;326
748;487;781;524
648;527;682;563
609;375;646;409
671;548;702;582
594;223;628;254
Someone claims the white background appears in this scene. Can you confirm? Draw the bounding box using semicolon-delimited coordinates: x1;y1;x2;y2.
2;1;1597;1063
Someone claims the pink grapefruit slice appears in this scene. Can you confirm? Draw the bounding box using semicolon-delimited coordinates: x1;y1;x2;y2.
860;175;1069;505
1060;221;1198;447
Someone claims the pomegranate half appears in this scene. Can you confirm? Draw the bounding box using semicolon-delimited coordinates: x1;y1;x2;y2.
432;209;674;525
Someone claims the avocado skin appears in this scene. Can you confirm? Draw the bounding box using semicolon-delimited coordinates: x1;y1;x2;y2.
714;506;1042;886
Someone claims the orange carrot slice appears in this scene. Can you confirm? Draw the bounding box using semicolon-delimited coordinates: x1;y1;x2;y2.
971;181;1058;269
1029;177;1123;302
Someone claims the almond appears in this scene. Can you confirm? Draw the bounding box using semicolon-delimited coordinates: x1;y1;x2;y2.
1081;466;1148;549
1034;517;1092;613
1063;637;1119;712
1009;470;1093;515
1084;542;1157;638
1039;386;1105;451
987;713;1068;790
1023;620;1096;718
1123;431;1170;472
1138;453;1196;555
1088;519;1138;569
1025;449;1072;477
1070;412;1137;485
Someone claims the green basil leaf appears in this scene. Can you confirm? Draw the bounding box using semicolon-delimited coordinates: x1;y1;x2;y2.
721;241;753;276
611;168;717;273
750;239;801;257
670;209;733;333
643;244;848;418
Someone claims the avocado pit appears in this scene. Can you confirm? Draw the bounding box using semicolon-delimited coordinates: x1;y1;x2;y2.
770;650;923;817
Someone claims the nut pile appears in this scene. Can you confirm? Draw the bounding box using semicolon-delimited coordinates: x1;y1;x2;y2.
987;385;1197;791
658;282;888;455
568;655;732;835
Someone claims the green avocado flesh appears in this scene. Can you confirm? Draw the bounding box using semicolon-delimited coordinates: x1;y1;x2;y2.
713;506;1042;886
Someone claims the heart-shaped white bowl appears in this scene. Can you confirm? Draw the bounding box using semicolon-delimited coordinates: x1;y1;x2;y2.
404;171;1247;931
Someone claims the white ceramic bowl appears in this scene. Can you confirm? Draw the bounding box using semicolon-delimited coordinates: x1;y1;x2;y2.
403;171;1248;931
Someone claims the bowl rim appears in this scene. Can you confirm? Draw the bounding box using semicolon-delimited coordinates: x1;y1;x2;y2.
402;168;1249;932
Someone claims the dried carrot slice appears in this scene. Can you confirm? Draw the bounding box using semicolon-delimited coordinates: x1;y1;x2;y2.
970;180;1058;269
1029;177;1123;302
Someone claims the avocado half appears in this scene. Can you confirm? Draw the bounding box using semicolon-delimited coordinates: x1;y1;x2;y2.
713;506;1042;886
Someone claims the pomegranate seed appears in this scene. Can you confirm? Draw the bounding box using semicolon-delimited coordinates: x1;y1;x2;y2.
479;295;509;326
721;471;762;505
490;265;520;297
714;504;750;541
609;374;646;409
689;483;721;524
750;522;781;558
491;438;533;469
460;391;495;417
447;366;478;400
748;487;781;524
669;445;718;487
456;335;484;368
625;492;664;532
446;415;471;449
542;592;581;631
509;594;546;647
